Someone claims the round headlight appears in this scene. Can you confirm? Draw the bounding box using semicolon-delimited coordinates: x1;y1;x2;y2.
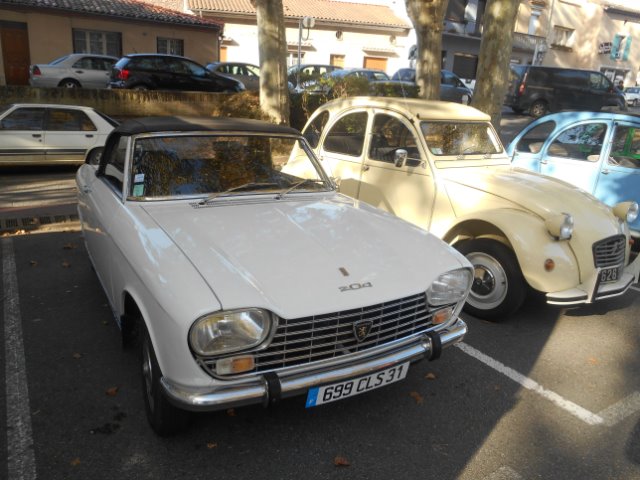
427;268;473;306
189;308;272;356
545;213;573;240
613;201;639;224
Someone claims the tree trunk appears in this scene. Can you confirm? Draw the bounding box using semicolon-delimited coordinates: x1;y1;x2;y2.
471;0;520;128
252;0;290;125
406;0;450;100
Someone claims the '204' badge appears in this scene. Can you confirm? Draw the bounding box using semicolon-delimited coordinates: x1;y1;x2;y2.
339;282;372;292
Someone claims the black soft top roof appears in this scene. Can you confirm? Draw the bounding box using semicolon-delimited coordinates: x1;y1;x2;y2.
113;116;301;136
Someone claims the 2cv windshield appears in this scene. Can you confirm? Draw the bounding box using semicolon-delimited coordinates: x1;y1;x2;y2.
128;134;331;200
421;121;503;157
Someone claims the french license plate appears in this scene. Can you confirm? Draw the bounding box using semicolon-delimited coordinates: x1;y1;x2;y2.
600;266;622;284
305;362;409;408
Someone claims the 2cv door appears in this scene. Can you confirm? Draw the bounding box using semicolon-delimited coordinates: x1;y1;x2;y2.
316;108;435;229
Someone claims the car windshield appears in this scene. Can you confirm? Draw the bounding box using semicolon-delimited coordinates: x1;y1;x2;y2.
128;134;331;200
420;121;503;157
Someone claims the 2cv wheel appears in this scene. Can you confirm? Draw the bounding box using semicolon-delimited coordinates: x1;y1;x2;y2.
456;239;527;321
140;322;191;436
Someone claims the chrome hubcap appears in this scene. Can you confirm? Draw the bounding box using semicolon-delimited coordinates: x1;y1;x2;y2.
466;252;508;310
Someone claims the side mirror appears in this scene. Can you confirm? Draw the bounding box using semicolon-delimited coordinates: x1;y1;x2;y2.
394;149;408;168
85;147;103;166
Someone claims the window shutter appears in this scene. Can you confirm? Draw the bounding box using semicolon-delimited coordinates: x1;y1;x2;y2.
623;37;632;61
611;34;622;60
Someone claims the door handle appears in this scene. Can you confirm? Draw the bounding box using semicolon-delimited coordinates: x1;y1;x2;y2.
32;134;41;138
601;169;610;175
74;70;84;74
540;160;547;165
85;134;94;138
362;165;370;172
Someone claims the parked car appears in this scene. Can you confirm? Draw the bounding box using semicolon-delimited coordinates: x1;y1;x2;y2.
0;103;117;166
302;68;416;98
206;62;260;90
76;115;473;435
302;96;640;320
505;65;622;117
508;111;640;237
624;86;640;107
110;54;245;92
391;68;472;104
29;53;118;89
287;63;340;91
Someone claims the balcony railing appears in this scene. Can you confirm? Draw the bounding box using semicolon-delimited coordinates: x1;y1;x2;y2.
512;32;547;52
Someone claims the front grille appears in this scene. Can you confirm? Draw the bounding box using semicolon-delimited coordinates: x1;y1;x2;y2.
201;293;440;377
593;234;626;268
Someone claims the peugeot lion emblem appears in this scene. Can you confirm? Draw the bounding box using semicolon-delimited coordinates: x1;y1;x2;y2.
353;320;373;342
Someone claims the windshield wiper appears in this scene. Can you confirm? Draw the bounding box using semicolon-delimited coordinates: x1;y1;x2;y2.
276;179;325;199
199;182;280;204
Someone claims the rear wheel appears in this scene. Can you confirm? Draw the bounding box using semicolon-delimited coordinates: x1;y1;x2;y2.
456;239;526;321
140;322;190;436
529;100;549;118
58;79;80;88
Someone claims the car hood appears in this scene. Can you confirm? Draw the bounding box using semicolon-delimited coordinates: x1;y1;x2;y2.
141;195;467;319
440;165;620;230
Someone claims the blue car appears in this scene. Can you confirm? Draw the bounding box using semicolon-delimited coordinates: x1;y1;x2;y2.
507;111;640;236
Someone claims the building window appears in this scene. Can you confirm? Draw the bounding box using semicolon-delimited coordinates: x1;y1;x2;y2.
157;37;184;56
220;46;228;62
330;54;345;68
551;26;575;49
72;29;121;57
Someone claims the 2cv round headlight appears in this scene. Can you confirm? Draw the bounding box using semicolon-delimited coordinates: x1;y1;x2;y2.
613;201;639;224
545;213;574;240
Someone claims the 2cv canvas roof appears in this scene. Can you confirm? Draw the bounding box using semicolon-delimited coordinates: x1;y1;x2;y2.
320;97;492;122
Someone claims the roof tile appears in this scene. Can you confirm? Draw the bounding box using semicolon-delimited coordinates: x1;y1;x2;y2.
188;0;410;29
0;0;223;28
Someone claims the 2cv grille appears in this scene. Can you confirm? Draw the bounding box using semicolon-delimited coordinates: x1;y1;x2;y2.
593;235;626;268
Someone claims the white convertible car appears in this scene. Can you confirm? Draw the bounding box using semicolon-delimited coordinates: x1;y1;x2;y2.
76;117;472;435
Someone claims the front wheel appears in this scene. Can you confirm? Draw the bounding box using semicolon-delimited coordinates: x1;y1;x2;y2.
456;239;527;321
58;79;80;88
141;323;190;436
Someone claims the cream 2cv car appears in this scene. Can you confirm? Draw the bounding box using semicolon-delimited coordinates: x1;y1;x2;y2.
76;116;473;435
303;97;640;320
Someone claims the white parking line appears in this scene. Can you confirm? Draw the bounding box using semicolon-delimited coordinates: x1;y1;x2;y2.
3;238;37;480
457;342;640;427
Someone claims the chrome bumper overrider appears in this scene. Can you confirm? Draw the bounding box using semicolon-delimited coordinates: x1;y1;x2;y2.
547;253;640;306
160;318;468;412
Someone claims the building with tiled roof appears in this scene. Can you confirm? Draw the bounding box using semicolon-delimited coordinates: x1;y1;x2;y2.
185;0;413;76
0;0;223;85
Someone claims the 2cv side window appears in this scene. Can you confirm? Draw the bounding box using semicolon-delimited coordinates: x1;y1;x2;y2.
515;121;556;154
303;110;329;148
101;135;128;193
369;114;422;166
547;123;607;161
323;112;368;157
610;125;640;169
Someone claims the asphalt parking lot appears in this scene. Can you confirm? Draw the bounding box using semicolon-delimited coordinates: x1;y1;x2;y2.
1;107;640;479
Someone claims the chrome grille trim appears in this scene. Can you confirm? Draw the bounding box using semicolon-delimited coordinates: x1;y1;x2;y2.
200;293;442;376
593;234;626;268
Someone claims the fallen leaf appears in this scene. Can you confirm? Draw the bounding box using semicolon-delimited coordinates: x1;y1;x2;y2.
70;458;81;466
410;391;424;405
29;260;38;267
425;372;437;380
63;243;77;250
72;353;83;359
62;261;71;268
333;456;350;467
105;386;119;397
207;442;218;449
588;357;599;366
226;408;236;417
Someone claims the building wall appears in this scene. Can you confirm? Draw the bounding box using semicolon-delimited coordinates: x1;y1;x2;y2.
521;0;640;86
216;18;411;76
0;7;219;85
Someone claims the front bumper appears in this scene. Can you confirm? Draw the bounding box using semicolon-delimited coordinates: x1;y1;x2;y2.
546;253;640;306
160;318;467;412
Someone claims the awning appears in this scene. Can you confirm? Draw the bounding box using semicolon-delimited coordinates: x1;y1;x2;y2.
603;1;640;19
362;46;399;57
286;40;315;51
